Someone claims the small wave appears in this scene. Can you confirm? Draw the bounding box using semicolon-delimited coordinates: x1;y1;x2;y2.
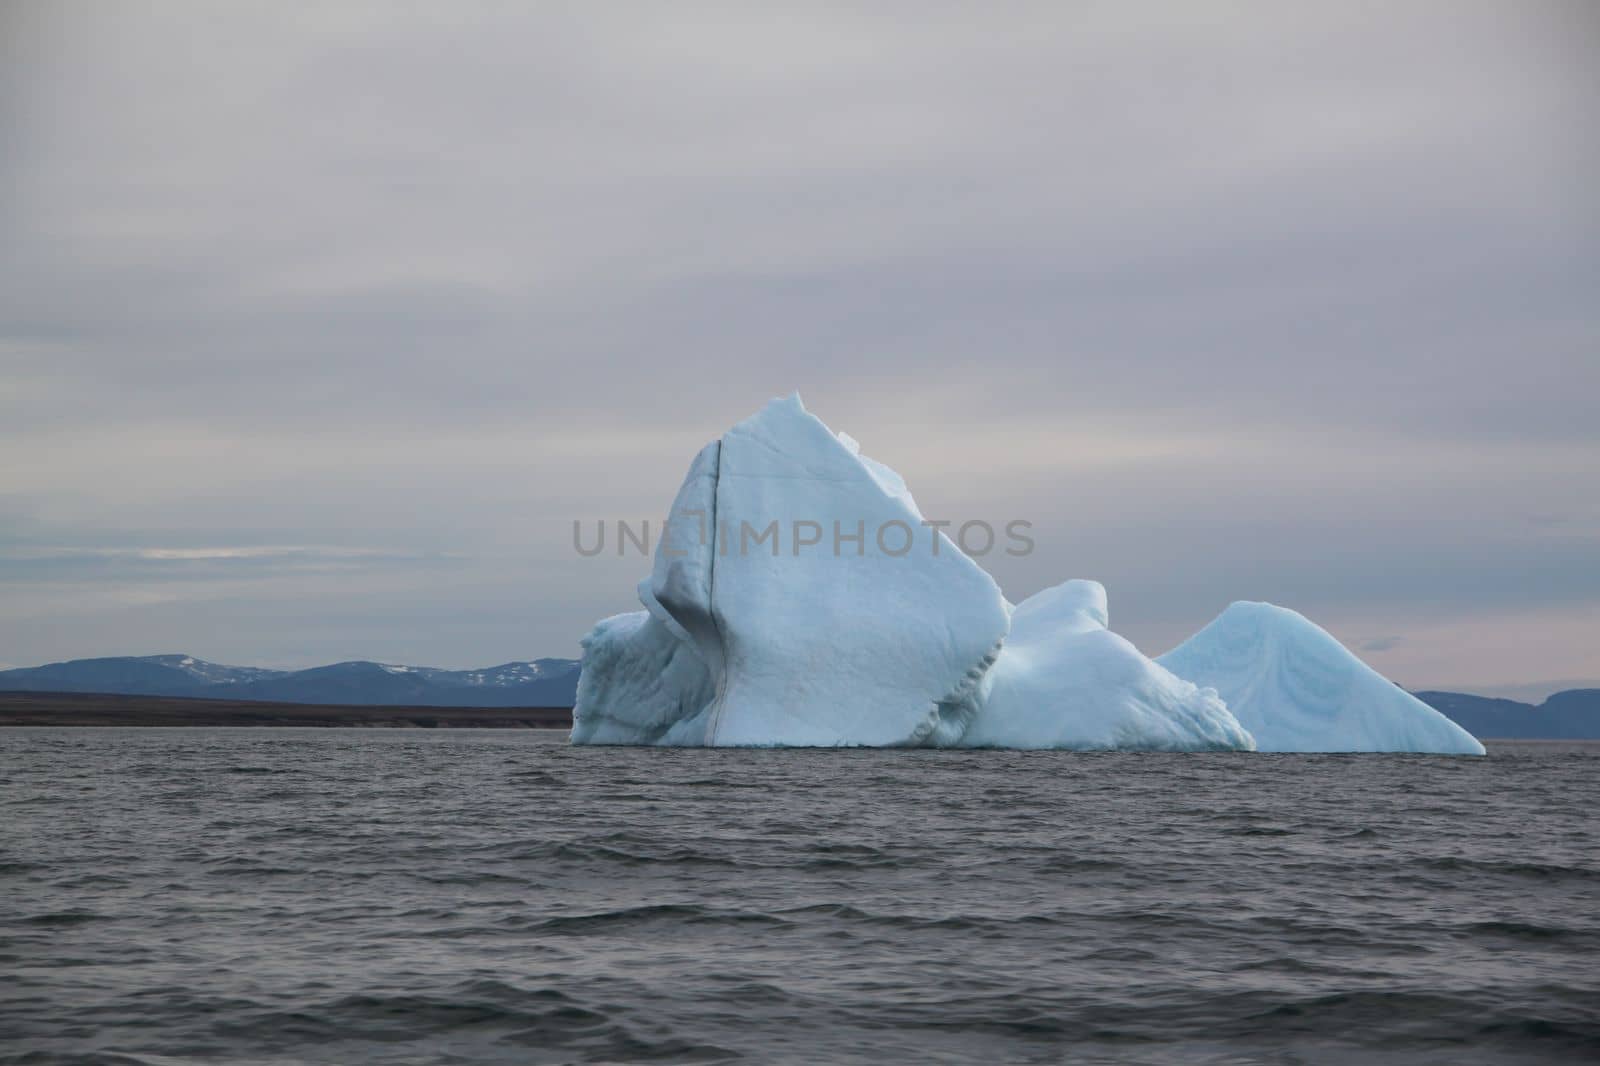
209;982;740;1060
1420;856;1600;882
483;839;745;869
1462;920;1582;942
15;911;109;927
533;903;791;935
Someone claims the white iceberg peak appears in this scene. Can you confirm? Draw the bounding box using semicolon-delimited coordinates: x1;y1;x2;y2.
618;392;1009;746
1156;601;1485;754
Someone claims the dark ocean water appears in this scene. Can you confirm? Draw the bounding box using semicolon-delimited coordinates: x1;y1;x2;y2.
2;730;1597;1065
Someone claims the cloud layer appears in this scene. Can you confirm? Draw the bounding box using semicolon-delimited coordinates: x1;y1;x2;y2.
2;2;1596;689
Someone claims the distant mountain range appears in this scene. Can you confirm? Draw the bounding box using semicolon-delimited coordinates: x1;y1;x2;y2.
1;655;1597;737
0;654;581;707
1409;689;1600;741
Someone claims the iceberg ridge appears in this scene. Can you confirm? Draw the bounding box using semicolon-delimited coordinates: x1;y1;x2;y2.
1156;602;1486;754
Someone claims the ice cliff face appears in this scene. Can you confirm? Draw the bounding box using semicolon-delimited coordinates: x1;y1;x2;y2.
591;395;1012;748
569;612;715;746
571;396;1483;753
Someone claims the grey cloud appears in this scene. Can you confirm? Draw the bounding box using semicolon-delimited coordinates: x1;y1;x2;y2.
1358;636;1405;653
1;1;1596;682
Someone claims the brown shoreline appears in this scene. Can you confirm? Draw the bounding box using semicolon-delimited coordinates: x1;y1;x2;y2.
0;691;573;728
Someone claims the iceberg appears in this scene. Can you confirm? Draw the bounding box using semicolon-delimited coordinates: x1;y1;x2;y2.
1156;602;1486;754
579;395;1012;747
571;395;1484;754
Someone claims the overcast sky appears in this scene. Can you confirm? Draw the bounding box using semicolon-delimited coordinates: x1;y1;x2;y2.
2;2;1596;696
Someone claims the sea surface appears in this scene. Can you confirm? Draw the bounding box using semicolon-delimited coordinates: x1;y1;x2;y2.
2;730;1597;1065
